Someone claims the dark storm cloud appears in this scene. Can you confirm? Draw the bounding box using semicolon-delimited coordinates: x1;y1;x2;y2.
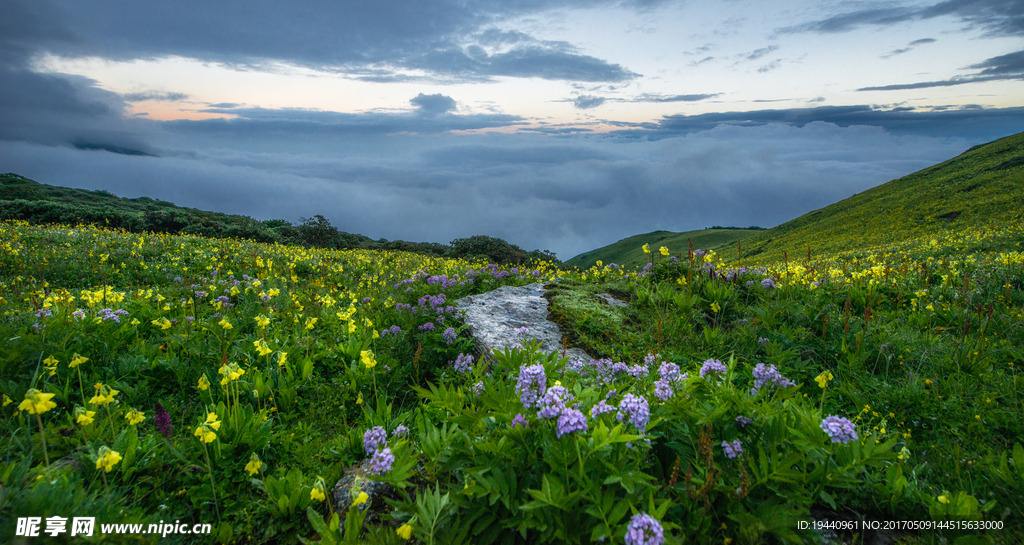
121;91;190;102
859;48;1024;90
782;0;1024;37
626;105;1024;141
573;96;607;109
632;93;720;103
4;0;639;83
410;93;457;115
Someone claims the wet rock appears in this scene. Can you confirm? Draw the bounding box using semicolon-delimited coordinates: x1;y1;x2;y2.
455;283;592;367
332;458;397;524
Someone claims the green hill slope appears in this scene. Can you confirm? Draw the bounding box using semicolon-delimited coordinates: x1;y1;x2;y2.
714;131;1024;265
565;228;762;269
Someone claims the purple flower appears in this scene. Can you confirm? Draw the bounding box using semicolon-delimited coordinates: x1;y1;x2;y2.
368;447;395;474
699;358;727;377
391;424;409;438
735;416;753;428
653;379;673;401
515;364;546;409
35;308;52;319
590;400;615;418
442;327;457;345
511;413;528;428
721;439;743;459
418;322;435;331
624;513;664;545
154;402;173;438
363;426;388;455
617;394;650;431
474;381;485;396
749;363;796;395
627;365;649;378
513;326;530;338
72;309;86;320
658;362;681;382
761;278;777;289
644;353;658;366
821;415;858;444
757;337;770;344
556;408;588;438
451;353;474;373
537;385;572;419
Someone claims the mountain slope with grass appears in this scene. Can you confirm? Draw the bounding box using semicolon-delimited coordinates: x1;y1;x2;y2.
565;228;762;269
714;131;1024;265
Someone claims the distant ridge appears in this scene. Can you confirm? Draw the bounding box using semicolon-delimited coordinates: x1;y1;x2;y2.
565;228;762;269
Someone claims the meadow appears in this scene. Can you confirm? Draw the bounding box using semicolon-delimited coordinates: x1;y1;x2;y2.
1;218;1022;544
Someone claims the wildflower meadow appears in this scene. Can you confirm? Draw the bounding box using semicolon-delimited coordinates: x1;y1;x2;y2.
1;217;1022;544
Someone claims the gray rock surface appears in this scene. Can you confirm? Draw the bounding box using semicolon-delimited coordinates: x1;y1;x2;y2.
455;283;592;367
332;457;397;523
596;292;628;307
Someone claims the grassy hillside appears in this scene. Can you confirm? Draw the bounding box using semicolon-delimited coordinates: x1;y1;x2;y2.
565;228;762;269
715;131;1024;265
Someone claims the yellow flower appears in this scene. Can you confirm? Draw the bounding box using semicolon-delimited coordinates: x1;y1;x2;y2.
352;491;369;506
96;446;122;473
88;385;119;407
677;276;687;286
218;363;245;385
44;355;59;367
710;302;721;313
361;350;377;369
305;317;318;330
596;260;603;268
75;408;96;426
219;317;233;330
277;352;288;367
245;453;263;476
814;370;834;388
310;477;327;502
204;412;221;431
255;314;270;329
125;408;145;425
924;378;933;386
2;394;11;407
151;317;172;330
396;523;413;540
194;413;220;443
254;339;272;357
659;246;670;256
69;354;89;368
938;494;949;504
197;373;210;391
356;394;363;405
642;243;650;254
19;389;58;414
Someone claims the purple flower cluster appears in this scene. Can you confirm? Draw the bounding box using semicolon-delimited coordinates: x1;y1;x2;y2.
749;363;796;395
368;447;394;474
154;402;173;438
556;408;588;438
735;416;753;428
72;309;86;320
537;385;572;419
363;426;388;455
442;327;457;344
617;394;650;431
761;278;778;289
590;400;615;418
391;424;409;438
451;353;474;373
380;325;402;337
721;439;743;459
98;308;129;322
418;322;435;331
511;413;527;428
699;358;727;378
35;308;52;319
516;364;546;408
821;415;858;444
654;362;686;401
624;513;664;545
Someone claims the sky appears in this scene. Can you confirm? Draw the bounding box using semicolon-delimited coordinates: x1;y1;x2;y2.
1;0;1022;260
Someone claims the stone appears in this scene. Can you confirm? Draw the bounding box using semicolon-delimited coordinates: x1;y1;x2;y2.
332;457;397;524
595;292;628;307
455;283;593;367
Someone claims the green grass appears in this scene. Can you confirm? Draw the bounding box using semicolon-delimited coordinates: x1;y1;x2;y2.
565;228;761;269
711;131;1024;265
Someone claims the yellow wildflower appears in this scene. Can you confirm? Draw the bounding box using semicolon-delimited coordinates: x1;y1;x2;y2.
197;373;210;391
277;352;288;367
2;394;11;407
19;389;57;414
44;355;59;367
311;477;327;502
95;446;122;473
642;243;650;254
245;453;263;476
361;350;377;369
710;302;721;313
396;524;413;540
125;408;145;425
659;246;670;256
255;314;270;329
814;370;834;388
88;385;119;407
938;494;949;504
254;339;272;357
69;354;89;368
76;408;96;426
219;317;233;330
151;317;172;330
352;491;369;506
